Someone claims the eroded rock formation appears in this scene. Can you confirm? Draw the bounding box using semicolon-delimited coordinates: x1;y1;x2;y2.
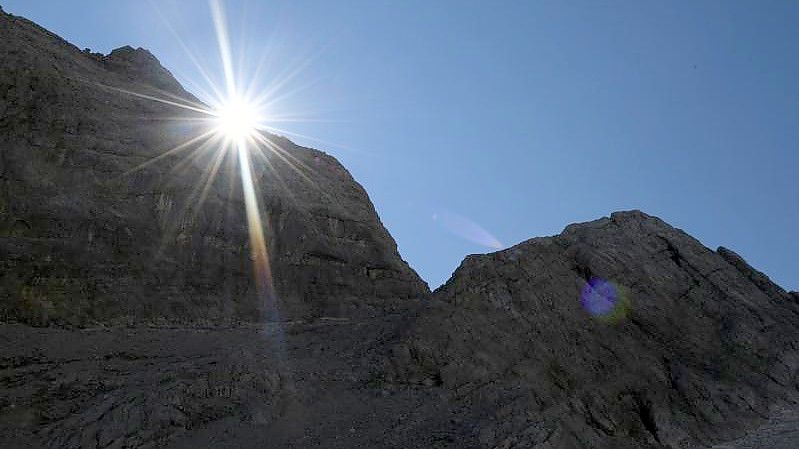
0;8;427;326
391;211;799;448
1;7;797;449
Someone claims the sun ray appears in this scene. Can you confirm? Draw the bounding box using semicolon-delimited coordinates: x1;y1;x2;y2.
256;77;323;115
249;132;322;191
135;83;212;111
248;50;325;111
169;134;222;177
93;82;213;115
256;124;354;153
191;143;229;214
209;0;237;98
106;0;346;338
246;139;324;237
235;137;279;319
149;0;228;103
124;130;216;175
243;46;276;100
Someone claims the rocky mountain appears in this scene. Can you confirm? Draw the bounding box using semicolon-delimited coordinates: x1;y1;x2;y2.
1;6;798;449
0;7;428;326
389;211;799;448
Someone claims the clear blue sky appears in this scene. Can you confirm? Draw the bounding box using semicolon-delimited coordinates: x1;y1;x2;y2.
4;1;797;291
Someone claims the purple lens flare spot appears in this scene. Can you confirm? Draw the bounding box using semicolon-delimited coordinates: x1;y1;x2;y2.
581;277;619;317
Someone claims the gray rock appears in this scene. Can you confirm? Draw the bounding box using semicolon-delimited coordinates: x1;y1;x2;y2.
2;8;798;449
101;46;195;97
0;318;473;449
391;211;799;448
0;8;427;326
704;408;799;449
717;246;787;299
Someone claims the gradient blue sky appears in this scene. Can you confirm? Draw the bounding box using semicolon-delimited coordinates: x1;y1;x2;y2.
4;1;797;290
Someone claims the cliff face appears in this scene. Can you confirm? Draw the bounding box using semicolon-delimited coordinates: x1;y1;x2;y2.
390;211;799;448
2;8;798;449
0;8;428;326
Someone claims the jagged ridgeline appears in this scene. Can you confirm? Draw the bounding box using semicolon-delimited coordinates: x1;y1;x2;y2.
388;211;799;448
0;8;428;325
1;6;799;449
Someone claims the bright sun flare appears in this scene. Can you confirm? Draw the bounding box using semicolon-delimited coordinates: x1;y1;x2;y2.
110;0;306;327
214;98;260;140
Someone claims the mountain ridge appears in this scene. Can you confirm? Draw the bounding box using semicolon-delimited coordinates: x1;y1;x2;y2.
1;8;798;449
394;209;799;448
0;5;428;327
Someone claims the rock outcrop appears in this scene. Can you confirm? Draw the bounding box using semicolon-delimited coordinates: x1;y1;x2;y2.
390;211;799;448
101;46;195;97
1;7;798;449
0;8;427;326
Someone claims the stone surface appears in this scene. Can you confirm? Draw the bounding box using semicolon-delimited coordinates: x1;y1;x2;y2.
717;247;788;300
1;7;798;449
704;408;799;449
390;211;799;449
0;8;427;326
101;46;196;97
0;316;472;449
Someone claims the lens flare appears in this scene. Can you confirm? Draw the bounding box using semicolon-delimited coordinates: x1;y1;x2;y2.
99;0;330;342
99;0;299;332
580;277;631;323
433;210;503;250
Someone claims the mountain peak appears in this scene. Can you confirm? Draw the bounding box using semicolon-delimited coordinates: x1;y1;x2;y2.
101;45;192;98
2;8;798;449
0;8;428;326
398;209;799;448
0;7;194;101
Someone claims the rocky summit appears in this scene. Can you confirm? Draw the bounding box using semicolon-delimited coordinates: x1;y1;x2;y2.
0;8;427;327
390;211;799;448
1;7;798;449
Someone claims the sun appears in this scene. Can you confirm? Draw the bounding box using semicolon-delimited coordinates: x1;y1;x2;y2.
214;97;261;140
116;0;308;329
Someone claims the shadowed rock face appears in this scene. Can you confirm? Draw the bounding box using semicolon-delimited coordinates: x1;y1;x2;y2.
390;211;799;448
101;46;195;96
1;7;798;449
0;8;428;326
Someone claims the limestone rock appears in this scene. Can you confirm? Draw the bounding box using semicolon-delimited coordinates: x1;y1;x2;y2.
717;246;788;300
101;46;195;98
0;318;460;449
0;7;428;326
392;211;799;448
2;7;798;449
